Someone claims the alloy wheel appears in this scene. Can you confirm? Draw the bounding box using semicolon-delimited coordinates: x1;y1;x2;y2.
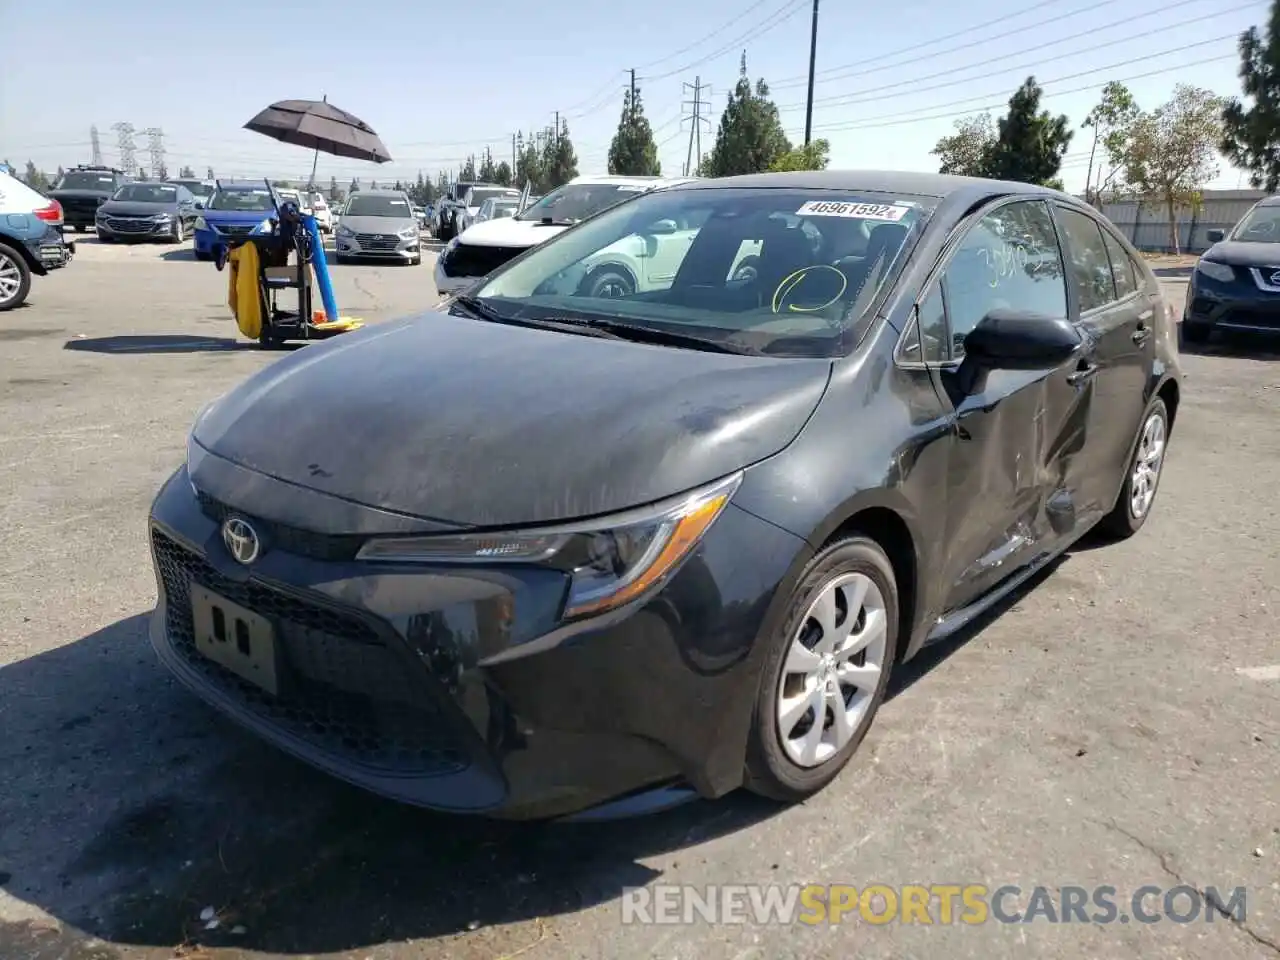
775;571;888;768
1130;411;1166;519
0;252;20;303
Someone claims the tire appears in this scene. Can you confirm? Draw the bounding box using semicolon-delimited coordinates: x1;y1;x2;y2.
171;220;185;244
745;536;898;803
0;243;32;311
580;265;635;299
1096;396;1169;540
1180;320;1210;345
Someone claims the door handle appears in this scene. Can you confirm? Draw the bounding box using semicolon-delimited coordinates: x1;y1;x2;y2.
1066;361;1098;386
1132;324;1152;345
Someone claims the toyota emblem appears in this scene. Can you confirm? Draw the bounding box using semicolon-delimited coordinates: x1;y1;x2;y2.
221;517;261;565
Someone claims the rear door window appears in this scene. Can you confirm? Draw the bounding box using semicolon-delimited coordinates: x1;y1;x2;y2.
1100;229;1138;299
1054;206;1118;313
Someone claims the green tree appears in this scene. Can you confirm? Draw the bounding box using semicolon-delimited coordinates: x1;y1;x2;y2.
329;175;339;199
983;77;1073;187
178;165;195;178
1122;84;1226;254
158;164;169;181
608;83;661;176
769;139;831;171
460;155;477;181
349;177;359;194
704;53;791;177
495;160;513;186
931;114;995;176
206;166;215;180
1082;82;1140;205
1222;2;1280;192
478;148;498;182
545;118;580;188
55;165;66;183
516;131;543;191
23;160;49;190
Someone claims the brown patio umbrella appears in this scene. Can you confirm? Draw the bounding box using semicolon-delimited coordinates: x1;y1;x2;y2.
244;97;392;184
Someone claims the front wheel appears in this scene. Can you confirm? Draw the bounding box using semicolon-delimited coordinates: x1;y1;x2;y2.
171;220;185;243
0;243;32;311
580;265;635;299
745;536;897;803
1096;396;1169;540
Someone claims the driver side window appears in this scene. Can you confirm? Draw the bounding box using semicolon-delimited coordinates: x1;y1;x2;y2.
941;200;1068;358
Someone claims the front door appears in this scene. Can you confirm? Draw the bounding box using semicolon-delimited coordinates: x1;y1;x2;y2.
926;198;1093;612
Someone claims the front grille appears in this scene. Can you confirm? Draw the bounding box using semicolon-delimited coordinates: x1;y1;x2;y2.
355;232;400;251
1221;307;1280;331
215;224;256;237
152;529;470;776
195;490;364;561
442;243;526;278
104;217;158;233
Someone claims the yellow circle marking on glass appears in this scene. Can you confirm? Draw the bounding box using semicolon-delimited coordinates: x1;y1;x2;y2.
771;264;848;314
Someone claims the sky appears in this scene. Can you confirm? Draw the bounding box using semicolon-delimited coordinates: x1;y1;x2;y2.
0;0;1265;194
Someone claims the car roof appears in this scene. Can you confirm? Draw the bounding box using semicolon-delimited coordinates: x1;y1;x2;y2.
1255;196;1280;207
664;169;1066;201
349;188;408;197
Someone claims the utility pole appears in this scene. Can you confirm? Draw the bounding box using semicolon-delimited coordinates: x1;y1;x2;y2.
682;77;712;177
89;125;102;166
803;0;820;145
512;132;517;175
629;68;637;122
111;122;137;176
143;127;166;179
554;111;560;147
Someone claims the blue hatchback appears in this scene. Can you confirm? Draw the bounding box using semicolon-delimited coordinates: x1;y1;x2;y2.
193;183;277;261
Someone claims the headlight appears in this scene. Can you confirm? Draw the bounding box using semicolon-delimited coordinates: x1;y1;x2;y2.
356;473;742;619
251;218;274;234
194;216;209;231
399;226;418;238
337;224;355;237
1196;259;1235;283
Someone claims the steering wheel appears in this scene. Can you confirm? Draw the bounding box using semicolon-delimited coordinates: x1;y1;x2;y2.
771;265;848;318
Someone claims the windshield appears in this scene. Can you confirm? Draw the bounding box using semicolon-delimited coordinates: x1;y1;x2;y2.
472;188;932;357
343;194;412;218
173;180;214;199
57;171;118;191
208;188;275;212
113;183;179;203
490;201;518;219
515;182;651;223
1231;204;1280;241
468;187;518;208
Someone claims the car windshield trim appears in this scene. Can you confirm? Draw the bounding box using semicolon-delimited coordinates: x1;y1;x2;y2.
472;186;936;359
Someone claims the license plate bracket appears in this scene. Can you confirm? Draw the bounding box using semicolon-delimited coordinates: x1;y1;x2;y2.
191;584;280;695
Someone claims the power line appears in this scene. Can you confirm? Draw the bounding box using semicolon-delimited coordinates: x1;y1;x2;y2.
776;0;1235;109
640;0;809;83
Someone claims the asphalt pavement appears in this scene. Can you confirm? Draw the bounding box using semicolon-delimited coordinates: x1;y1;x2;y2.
0;242;1277;960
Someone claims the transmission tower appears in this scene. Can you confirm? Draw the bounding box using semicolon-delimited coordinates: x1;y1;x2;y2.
89;125;103;166
682;77;713;177
143;128;166;179
111;122;137;174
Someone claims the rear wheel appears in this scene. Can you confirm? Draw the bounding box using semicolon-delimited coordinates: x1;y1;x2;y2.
0;243;33;312
745;536;897;802
172;220;185;243
1097;396;1169;540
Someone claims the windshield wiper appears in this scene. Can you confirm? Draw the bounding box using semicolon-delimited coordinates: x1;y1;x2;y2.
522;314;752;354
534;217;578;226
451;296;626;340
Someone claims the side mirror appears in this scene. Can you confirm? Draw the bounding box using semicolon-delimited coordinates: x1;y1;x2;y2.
1206;228;1225;243
647;219;678;235
957;309;1081;393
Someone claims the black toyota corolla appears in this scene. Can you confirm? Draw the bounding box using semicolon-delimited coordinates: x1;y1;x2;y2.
1184;194;1280;342
149;171;1181;820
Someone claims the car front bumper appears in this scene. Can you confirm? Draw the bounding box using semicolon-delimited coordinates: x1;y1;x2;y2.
1186;266;1280;334
335;232;420;260
97;217;177;240
147;456;808;819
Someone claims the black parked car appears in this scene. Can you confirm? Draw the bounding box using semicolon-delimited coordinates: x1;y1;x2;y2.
1183;194;1280;343
48;165;128;232
148;171;1180;820
95;182;200;243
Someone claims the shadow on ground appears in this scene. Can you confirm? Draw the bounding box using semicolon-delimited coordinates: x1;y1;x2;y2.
1152;265;1193;279
160;249;198;262
1177;324;1280;360
63;335;255;354
0;556;1066;956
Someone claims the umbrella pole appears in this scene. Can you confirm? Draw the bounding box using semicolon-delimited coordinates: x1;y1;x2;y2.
308;148;319;190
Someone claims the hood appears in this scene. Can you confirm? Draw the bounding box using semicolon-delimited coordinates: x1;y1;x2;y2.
201;207;273;224
99;200;178;216
457;215;568;249
1203;239;1280;267
340;214;415;234
193;312;832;527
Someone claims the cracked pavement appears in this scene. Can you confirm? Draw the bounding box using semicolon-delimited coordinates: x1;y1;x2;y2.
0;244;1277;959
